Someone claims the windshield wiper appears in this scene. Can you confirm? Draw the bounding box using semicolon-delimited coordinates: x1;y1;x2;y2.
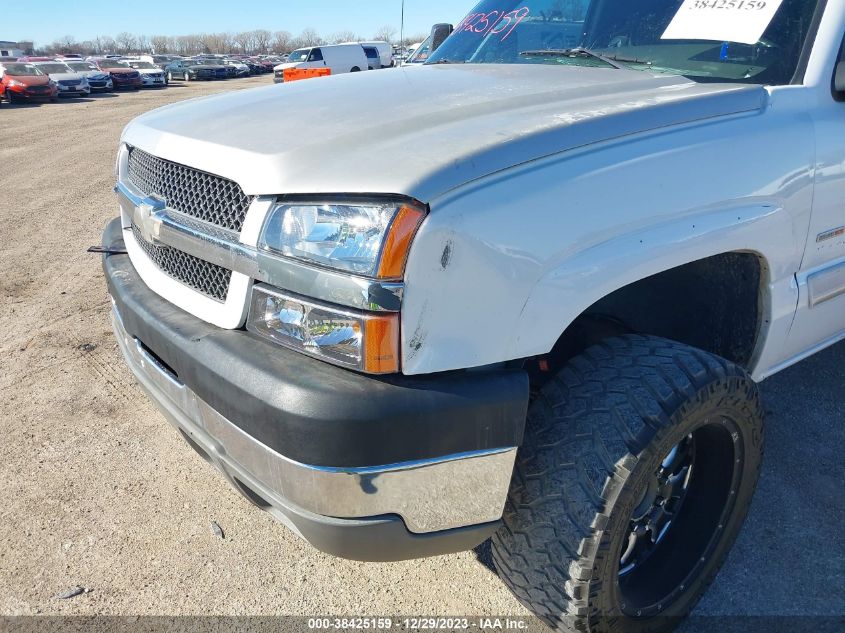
604;53;653;66
519;48;648;70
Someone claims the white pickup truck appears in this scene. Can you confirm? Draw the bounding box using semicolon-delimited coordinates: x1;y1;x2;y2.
101;0;842;630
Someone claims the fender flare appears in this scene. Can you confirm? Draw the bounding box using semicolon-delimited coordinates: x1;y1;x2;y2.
509;201;799;363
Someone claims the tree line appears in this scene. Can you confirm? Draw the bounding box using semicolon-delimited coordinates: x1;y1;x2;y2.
35;27;430;57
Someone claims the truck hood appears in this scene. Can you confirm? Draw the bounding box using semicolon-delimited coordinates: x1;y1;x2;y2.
123;64;767;201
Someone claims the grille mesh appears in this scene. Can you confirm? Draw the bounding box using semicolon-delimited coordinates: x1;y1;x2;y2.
131;225;232;302
126;147;252;232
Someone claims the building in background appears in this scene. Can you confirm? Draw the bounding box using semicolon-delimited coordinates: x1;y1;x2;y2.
0;41;32;58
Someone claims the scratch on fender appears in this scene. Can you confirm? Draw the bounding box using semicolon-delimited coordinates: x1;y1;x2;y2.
408;302;429;359
440;241;454;270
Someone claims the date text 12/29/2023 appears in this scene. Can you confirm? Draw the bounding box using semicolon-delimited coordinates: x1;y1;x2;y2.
307;617;534;631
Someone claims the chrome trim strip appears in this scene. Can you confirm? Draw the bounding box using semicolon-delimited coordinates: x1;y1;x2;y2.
116;180;404;312
112;305;515;533
808;260;845;308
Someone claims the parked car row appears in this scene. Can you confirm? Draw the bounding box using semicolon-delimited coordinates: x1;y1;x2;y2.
130;53;282;81
2;41;401;103
0;53;267;104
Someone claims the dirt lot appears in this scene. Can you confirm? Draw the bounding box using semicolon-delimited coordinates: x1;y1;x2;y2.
0;76;843;628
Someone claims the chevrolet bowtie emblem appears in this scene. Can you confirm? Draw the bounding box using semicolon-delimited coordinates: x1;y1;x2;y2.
133;195;166;243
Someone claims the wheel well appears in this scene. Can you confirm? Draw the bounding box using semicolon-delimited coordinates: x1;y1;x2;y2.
526;252;765;390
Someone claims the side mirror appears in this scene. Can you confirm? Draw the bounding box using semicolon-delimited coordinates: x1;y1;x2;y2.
430;23;454;53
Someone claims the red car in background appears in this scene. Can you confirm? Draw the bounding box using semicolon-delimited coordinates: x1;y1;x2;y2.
0;62;58;103
87;58;142;90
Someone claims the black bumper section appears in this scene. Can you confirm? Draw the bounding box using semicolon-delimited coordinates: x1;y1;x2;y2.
101;219;529;560
102;218;529;469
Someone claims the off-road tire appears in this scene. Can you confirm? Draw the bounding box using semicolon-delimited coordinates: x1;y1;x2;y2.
492;335;764;633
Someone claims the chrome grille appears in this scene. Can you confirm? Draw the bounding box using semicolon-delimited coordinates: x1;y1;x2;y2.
131;224;231;302
126;147;252;232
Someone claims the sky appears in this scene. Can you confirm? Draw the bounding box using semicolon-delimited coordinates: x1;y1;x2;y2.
4;0;468;48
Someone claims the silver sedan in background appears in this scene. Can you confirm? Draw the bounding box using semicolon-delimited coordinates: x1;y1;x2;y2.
63;60;114;92
30;61;90;98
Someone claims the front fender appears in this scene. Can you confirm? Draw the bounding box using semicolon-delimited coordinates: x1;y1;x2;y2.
401;96;814;376
513;202;795;368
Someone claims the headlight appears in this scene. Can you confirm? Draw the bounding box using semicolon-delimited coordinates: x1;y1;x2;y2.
8;80;25;87
259;201;425;279
248;285;399;373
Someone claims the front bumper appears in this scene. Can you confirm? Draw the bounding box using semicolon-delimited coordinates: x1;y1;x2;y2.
140;75;167;87
102;219;528;560
11;87;57;100
89;80;113;91
113;77;142;89
58;85;90;96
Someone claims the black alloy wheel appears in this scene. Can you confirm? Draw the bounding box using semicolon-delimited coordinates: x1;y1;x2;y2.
493;335;764;633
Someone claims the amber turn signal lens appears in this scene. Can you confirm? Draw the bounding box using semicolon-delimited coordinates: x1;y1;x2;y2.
363;313;400;374
377;205;426;279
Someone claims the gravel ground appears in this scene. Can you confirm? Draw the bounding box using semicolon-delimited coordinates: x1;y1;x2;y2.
0;76;842;628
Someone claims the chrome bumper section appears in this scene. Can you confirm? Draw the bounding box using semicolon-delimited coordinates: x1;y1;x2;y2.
111;305;516;535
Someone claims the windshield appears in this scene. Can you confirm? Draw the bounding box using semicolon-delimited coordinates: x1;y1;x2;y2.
35;63;71;74
129;62;157;69
67;62;96;72
3;64;43;76
428;0;821;85
287;49;311;63
102;60;131;69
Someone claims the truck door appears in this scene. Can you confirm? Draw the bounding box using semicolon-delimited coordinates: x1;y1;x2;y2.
789;36;845;356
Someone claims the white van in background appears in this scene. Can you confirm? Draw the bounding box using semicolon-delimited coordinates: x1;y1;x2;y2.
355;41;393;68
273;43;368;83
